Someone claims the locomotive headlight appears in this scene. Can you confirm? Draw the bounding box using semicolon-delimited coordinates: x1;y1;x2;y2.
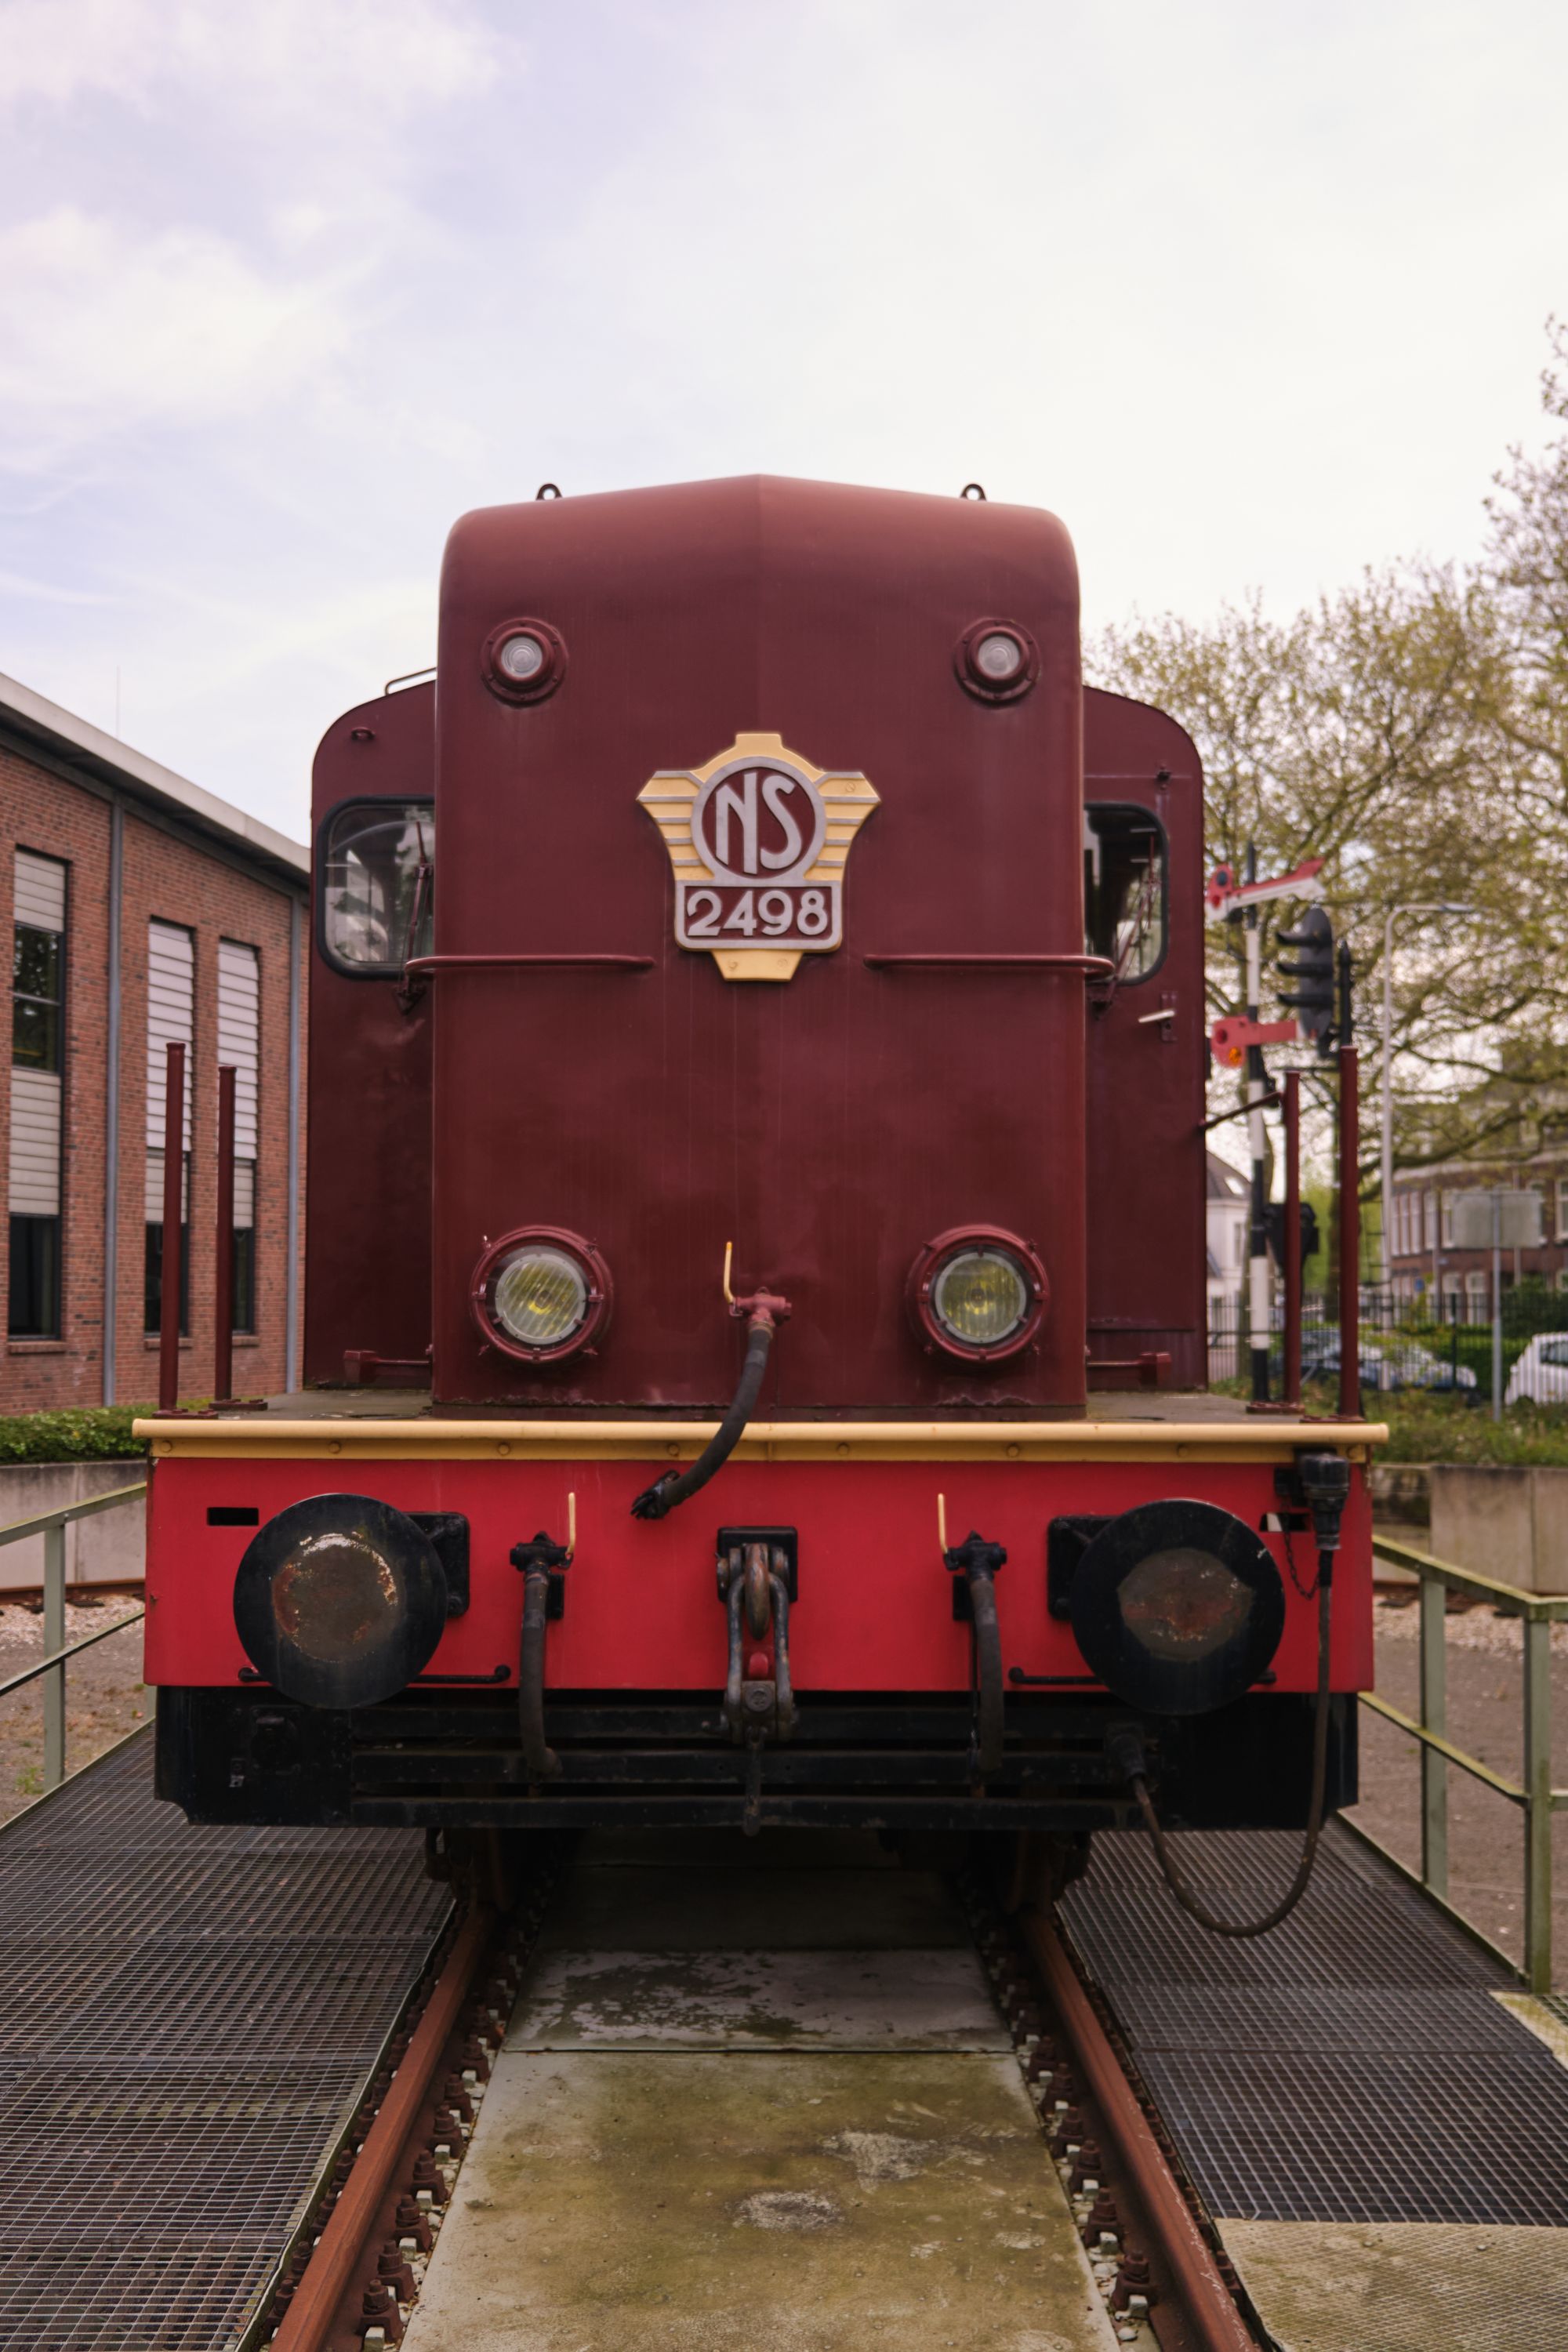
495;1246;587;1347
470;1226;612;1364
908;1227;1048;1364
932;1248;1029;1347
1069;1501;1286;1716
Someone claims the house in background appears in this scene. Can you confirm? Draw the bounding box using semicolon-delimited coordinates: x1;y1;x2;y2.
1386;1156;1568;1321
0;672;308;1409
1206;1150;1249;1308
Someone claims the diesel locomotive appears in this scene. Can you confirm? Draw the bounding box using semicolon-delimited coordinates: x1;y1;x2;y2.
142;476;1377;1892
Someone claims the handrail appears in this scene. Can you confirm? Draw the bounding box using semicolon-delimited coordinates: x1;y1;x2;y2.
1367;1530;1561;1992
0;1479;147;1798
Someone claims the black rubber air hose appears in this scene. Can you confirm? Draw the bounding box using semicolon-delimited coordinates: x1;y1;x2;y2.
630;1316;776;1521
1112;1555;1335;1938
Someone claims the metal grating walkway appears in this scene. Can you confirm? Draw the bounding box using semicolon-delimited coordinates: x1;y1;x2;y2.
1060;1817;1568;2226
0;1731;450;2350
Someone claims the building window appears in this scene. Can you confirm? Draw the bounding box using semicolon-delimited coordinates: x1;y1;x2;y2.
144;920;193;1337
1421;1190;1436;1252
9;851;67;1338
218;940;260;1332
1441;1193;1454;1249
1465;1269;1490;1323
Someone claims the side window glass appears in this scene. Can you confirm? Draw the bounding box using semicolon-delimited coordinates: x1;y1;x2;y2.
1083;805;1166;983
320;803;434;973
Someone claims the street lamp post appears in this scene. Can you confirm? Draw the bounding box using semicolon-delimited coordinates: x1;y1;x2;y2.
1380;903;1475;1290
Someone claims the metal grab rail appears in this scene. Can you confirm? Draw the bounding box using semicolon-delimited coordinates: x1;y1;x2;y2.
0;1482;147;1793
1359;1532;1567;1994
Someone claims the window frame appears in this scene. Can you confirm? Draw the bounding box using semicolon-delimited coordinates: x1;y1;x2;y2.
314;795;435;981
9;849;68;1340
1082;801;1170;988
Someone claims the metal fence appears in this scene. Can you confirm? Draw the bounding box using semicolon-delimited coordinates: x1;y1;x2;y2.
1350;1531;1567;1994
1207;1279;1568;1396
0;1481;146;1793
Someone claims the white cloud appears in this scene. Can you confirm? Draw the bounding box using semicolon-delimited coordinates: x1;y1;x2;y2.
0;208;359;456
0;0;501;120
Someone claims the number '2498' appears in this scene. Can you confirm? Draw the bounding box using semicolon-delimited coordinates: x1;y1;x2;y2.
680;882;836;945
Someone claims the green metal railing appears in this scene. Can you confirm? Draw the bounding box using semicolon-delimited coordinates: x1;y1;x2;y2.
1356;1531;1567;1993
0;1483;147;1792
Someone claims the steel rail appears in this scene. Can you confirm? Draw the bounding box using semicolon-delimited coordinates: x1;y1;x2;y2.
270;1902;495;2352
1022;1911;1258;2352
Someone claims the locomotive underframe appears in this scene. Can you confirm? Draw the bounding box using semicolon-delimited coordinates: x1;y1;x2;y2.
155;1685;1357;1832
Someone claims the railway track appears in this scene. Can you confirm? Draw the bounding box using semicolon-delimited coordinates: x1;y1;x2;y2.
260;1831;1264;2352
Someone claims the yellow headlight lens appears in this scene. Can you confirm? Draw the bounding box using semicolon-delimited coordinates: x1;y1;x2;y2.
492;1246;589;1348
931;1248;1030;1348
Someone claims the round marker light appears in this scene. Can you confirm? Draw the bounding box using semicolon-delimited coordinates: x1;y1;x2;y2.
494;1245;588;1349
973;630;1025;683
932;1247;1030;1348
955;617;1039;702
1069;1501;1285;1716
907;1226;1048;1364
470;1226;612;1364
482;615;566;703
496;630;546;683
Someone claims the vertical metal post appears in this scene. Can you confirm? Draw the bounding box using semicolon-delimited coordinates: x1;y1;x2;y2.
1492;1193;1504;1422
1380;907;1394;1290
158;1039;185;1413
1418;1572;1448;1900
42;1521;65;1791
1337;1007;1360;1422
102;799;123;1406
1244;845;1270;1404
215;1065;236;1404
1283;1069;1301;1406
285;897;303;1396
1523;1613;1553;1995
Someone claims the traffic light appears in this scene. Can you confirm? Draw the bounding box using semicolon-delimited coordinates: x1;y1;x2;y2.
1265;1199;1321;1271
1276;905;1335;1054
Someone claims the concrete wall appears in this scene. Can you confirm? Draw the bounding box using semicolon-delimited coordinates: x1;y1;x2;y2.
0;1462;145;1591
1428;1465;1568;1595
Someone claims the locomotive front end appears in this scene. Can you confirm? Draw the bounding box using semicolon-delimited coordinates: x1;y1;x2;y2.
143;475;1379;1879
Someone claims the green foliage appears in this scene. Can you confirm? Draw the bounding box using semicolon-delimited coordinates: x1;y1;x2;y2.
1088;321;1568;1185
1375;1392;1568;1466
0;1408;148;1465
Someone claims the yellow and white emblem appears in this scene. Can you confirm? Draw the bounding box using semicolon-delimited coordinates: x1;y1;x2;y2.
637;732;880;981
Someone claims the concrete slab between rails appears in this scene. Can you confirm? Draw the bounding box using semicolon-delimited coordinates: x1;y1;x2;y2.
1215;2219;1568;2352
510;1944;1011;2052
400;2049;1120;2352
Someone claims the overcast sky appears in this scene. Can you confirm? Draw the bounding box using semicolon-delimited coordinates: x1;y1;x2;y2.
2;0;1564;840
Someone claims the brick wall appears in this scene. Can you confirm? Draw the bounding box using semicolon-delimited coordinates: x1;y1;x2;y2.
0;744;307;1410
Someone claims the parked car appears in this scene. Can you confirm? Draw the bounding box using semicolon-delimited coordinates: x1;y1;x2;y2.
1504;1333;1568;1407
1388;1342;1478;1396
1294;1337;1476;1396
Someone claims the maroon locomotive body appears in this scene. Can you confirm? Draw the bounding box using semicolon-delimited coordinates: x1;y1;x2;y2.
143;477;1375;1870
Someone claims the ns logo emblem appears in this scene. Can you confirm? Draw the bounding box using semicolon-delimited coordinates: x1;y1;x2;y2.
637;733;880;981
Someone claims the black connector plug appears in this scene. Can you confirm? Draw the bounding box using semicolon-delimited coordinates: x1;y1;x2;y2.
1294;1452;1351;1552
1105;1724;1149;1785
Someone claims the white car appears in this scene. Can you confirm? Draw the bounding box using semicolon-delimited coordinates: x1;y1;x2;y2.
1504;1333;1568;1406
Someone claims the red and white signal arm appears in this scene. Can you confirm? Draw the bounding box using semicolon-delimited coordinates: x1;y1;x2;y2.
639;733;880;982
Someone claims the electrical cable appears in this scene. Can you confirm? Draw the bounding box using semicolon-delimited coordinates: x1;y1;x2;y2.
1116;1558;1334;1937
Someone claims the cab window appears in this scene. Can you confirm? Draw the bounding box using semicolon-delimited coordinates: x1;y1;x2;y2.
319;802;434;974
1083;805;1166;983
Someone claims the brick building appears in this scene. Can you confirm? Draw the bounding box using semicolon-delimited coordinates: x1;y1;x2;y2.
1386;1156;1568;1319
0;672;307;1409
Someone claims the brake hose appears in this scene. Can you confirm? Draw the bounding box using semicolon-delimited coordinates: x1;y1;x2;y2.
1110;1451;1350;1940
630;1298;786;1520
